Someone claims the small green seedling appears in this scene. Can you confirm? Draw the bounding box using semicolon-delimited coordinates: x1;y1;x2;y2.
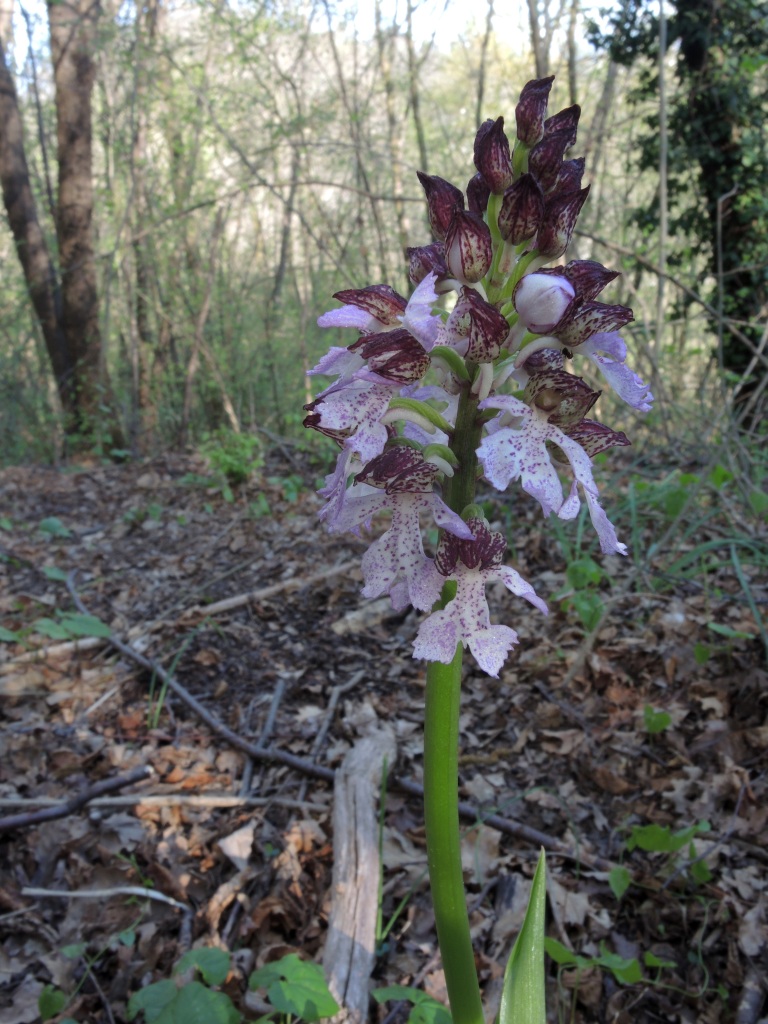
372;986;452;1024
129;948;238;1024
248;953;339;1022
643;705;672;735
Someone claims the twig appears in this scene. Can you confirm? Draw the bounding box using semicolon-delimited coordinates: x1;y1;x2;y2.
182;559;359;619
64;575;617;867
0;767;152;832
67;573;336;783
297;671;364;802
0;793;328;812
22;886;189;911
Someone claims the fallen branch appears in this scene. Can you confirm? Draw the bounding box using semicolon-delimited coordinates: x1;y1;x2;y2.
182;559;359;619
21;885;189;912
0;767;152;832
65;576;616;869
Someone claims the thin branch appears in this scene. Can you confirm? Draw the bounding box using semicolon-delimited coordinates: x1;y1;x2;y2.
0;767;152;832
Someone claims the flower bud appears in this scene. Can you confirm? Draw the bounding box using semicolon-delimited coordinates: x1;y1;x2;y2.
446;287;510;363
498;173;545;245
331;284;407;326
561;260;620;301
529;130;576;192
536;186;590;259
524;369;599;426
407;243;448;285
466;172;490;215
554;157;585;194
444;211;493;284
416;172;465;241
544;105;581;145
473;116;513;193
351;328;431;383
555;301;634;346
514;273;575;333
515;76;554;145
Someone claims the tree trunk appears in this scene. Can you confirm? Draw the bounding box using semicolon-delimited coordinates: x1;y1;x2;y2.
0;9;73;416
47;0;123;447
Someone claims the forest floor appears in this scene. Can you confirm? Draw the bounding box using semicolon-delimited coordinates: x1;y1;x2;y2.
0;444;767;1024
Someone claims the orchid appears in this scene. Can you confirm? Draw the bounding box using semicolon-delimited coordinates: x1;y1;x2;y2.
305;77;652;1024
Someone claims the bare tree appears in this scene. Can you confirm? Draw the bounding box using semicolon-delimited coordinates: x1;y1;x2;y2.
0;0;122;447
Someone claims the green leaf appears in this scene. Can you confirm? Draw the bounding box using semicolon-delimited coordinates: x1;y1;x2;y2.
747;489;768;518
43;565;68;581
0;516;12;530
566;558;603;589
608;865;632;900
249;954;338;1022
39;984;68;1020
543;938;579;967
689;855;713;885
372;986;452;1024
60;613;112;638
175;948;230;987
643;705;671;734
0;626;20;642
693;642;711;664
33;617;72;640
707;464;733;489
172;982;240;1024
499;849;547;1024
595;948;642;984
643;951;676;969
128;979;178;1021
706;621;752;640
38;516;71;538
61;942;88;958
568;590;604;632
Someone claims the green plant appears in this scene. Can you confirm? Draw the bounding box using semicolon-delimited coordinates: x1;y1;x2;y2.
248;954;339;1022
202;431;263;487
128;948;238;1024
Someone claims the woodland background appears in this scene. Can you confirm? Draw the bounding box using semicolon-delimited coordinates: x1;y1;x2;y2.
1;2;768;1023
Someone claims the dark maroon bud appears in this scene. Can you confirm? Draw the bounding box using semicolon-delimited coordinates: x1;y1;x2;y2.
466;172;491;215
448;287;510;363
529;130;576;192
524;369;599;426
407;243;448;285
561;260;620;300
473;116;514;193
555;301;634;346
515;76;555;145
444;210;493;284
417;171;465;241
543;105;581;146
356;444;438;493
498;173;545;245
536;187;590;259
564;420;631;457
554;157;585;194
332;284;407;325
351;328;431;383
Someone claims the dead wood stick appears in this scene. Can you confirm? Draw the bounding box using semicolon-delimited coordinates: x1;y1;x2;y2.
183;559;358;619
67;575;336;783
324;727;397;1024
0;767;152;832
65;577;618;868
22;885;189;912
0;793;328;812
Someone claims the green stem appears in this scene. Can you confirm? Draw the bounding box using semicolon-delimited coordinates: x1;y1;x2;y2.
424;649;484;1024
